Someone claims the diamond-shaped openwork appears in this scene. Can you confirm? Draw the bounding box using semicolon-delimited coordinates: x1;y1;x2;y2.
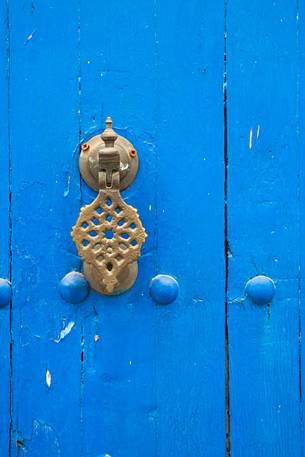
71;189;147;294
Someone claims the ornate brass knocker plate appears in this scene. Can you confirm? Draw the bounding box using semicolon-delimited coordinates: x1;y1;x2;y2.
71;117;147;295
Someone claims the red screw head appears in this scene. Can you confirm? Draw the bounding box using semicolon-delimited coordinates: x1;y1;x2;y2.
129;149;136;158
82;143;90;151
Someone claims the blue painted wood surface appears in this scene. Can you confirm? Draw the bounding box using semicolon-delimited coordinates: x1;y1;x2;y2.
1;0;304;456
8;1;82;456
0;1;11;455
227;1;302;456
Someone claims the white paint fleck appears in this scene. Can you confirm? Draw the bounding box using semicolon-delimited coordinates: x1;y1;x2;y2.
54;321;75;343
64;174;71;197
129;360;132;366
46;369;52;387
256;124;260;139
149;204;152;211
25;30;36;43
249;128;253;149
94;334;100;342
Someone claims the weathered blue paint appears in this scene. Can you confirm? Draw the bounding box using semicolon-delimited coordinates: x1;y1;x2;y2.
245;275;276;306
8;1;83;456
1;0;304;456
0;0;11;453
154;1;225;454
59;272;89;304
150;274;179;305
227;1;302;456
0;279;11;308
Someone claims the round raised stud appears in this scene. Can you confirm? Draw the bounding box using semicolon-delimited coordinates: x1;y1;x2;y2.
59;272;89;304
245;275;275;305
0;278;11;308
150;274;179;305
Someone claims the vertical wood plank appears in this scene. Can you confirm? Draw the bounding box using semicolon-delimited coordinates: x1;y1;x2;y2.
299;0;305;454
0;0;11;454
155;1;225;456
79;1;225;456
227;2;301;455
79;2;158;456
9;2;82;456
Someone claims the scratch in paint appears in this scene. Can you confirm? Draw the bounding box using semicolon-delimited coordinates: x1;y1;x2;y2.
25;30;36;44
256;124;260;139
54;321;75;343
64;173;71;197
249;128;253;149
46;369;52;387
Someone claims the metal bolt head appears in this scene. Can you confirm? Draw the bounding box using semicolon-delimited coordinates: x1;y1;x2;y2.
129;149;137;158
150;274;179;305
59;272;89;304
0;278;11;308
245;275;275;305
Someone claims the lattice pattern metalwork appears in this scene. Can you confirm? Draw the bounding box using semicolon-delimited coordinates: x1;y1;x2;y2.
71;189;147;294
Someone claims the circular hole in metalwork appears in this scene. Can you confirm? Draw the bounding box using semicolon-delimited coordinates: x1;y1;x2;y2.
91;217;100;225
104;230;114;239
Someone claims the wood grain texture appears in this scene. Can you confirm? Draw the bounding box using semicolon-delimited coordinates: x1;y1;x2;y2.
5;0;305;455
154;1;225;456
0;1;11;454
299;1;305;455
79;1;225;456
78;2;161;456
8;1;82;456
227;1;302;455
3;0;226;454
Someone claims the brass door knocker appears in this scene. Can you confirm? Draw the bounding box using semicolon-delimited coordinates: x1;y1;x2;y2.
71;117;147;295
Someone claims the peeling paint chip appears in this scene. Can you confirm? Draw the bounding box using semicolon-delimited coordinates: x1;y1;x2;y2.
249;128;253;149
54;321;75;343
46;369;52;387
94;335;100;342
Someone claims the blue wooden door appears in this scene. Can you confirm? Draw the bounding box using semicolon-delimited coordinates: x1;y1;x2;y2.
0;1;303;456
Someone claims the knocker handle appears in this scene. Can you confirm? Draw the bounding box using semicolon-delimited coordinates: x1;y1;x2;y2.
71;117;147;295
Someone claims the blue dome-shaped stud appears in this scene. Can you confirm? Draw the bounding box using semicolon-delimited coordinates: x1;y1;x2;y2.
59;272;89;304
245;275;275;305
150;274;179;305
0;278;11;308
